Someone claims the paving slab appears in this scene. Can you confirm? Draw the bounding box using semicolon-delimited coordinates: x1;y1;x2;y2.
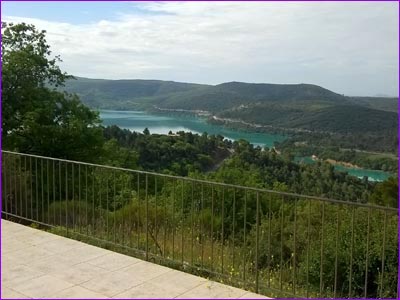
1;219;271;299
112;281;182;299
50;262;112;285
151;269;208;294
177;281;249;298
86;252;142;271
9;274;75;299
2;264;45;287
1;286;31;299
55;285;110;299
240;292;270;299
80;269;146;297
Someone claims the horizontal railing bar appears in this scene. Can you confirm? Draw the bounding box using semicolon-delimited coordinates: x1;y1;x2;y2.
2;212;55;229
2;150;397;212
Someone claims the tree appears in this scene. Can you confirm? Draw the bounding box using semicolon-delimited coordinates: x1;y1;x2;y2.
370;177;398;208
143;127;150;135
2;22;104;161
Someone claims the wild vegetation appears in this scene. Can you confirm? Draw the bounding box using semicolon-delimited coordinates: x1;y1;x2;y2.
103;125;231;176
276;135;398;172
3;152;397;298
2;22;398;298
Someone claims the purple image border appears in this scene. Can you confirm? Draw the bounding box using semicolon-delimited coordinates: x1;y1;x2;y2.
397;1;400;299
1;0;399;2
0;1;399;300
0;0;3;299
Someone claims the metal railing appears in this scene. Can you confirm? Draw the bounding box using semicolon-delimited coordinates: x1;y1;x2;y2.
2;150;398;298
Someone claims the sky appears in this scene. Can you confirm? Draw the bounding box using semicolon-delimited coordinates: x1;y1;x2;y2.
2;1;398;97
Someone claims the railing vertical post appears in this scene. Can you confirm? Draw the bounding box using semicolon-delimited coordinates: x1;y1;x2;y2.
221;187;225;276
280;196;284;292
201;183;204;269
106;173;109;241
19;155;22;218
35;158;39;220
91;168;98;235
13;156;18;217
319;201;325;296
39;158;44;223
255;192;260;293
181;179;184;266
3;153;8;216
191;181;194;267
334;204;340;297
137;173;140;249
232;189;236;273
29;157;33;221
12;154;15;216
293;197;297;296
78;165;81;233
306;199;311;297
145;173;149;261
86;165;88;236
211;186;214;272
47;160;49;224
52;160;55;226
65;162;68;236
72;163;75;231
12;155;15;217
24;157;27;219
163;177;167;259
349;206;355;298
129;174;133;249
122;174;127;246
154;176;158;253
380;210;387;298
58;161;62;226
172;179;175;261
243;190;247;285
268;194;272;289
364;208;371;298
114;170;117;244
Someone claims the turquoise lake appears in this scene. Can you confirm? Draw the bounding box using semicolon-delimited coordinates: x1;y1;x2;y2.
294;156;392;182
100;110;392;182
99;110;286;148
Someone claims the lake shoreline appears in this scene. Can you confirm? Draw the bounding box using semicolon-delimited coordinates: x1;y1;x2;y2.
99;109;392;182
325;158;361;169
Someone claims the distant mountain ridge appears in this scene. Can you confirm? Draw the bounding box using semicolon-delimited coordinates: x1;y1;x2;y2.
62;77;397;135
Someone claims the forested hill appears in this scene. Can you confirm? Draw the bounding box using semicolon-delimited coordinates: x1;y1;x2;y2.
63;77;397;113
63;77;209;109
62;77;397;141
63;77;349;110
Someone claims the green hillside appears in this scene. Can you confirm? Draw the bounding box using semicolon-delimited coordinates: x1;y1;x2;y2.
347;96;398;112
146;81;348;112
62;77;398;141
219;103;397;134
63;77;208;109
63;78;349;111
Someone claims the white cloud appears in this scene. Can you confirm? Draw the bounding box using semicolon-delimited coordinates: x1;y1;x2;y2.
3;1;398;96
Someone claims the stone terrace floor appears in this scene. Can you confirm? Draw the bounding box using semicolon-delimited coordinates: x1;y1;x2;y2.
1;219;269;299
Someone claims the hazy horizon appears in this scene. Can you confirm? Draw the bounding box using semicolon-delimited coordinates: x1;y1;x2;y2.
69;75;398;98
2;1;398;97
